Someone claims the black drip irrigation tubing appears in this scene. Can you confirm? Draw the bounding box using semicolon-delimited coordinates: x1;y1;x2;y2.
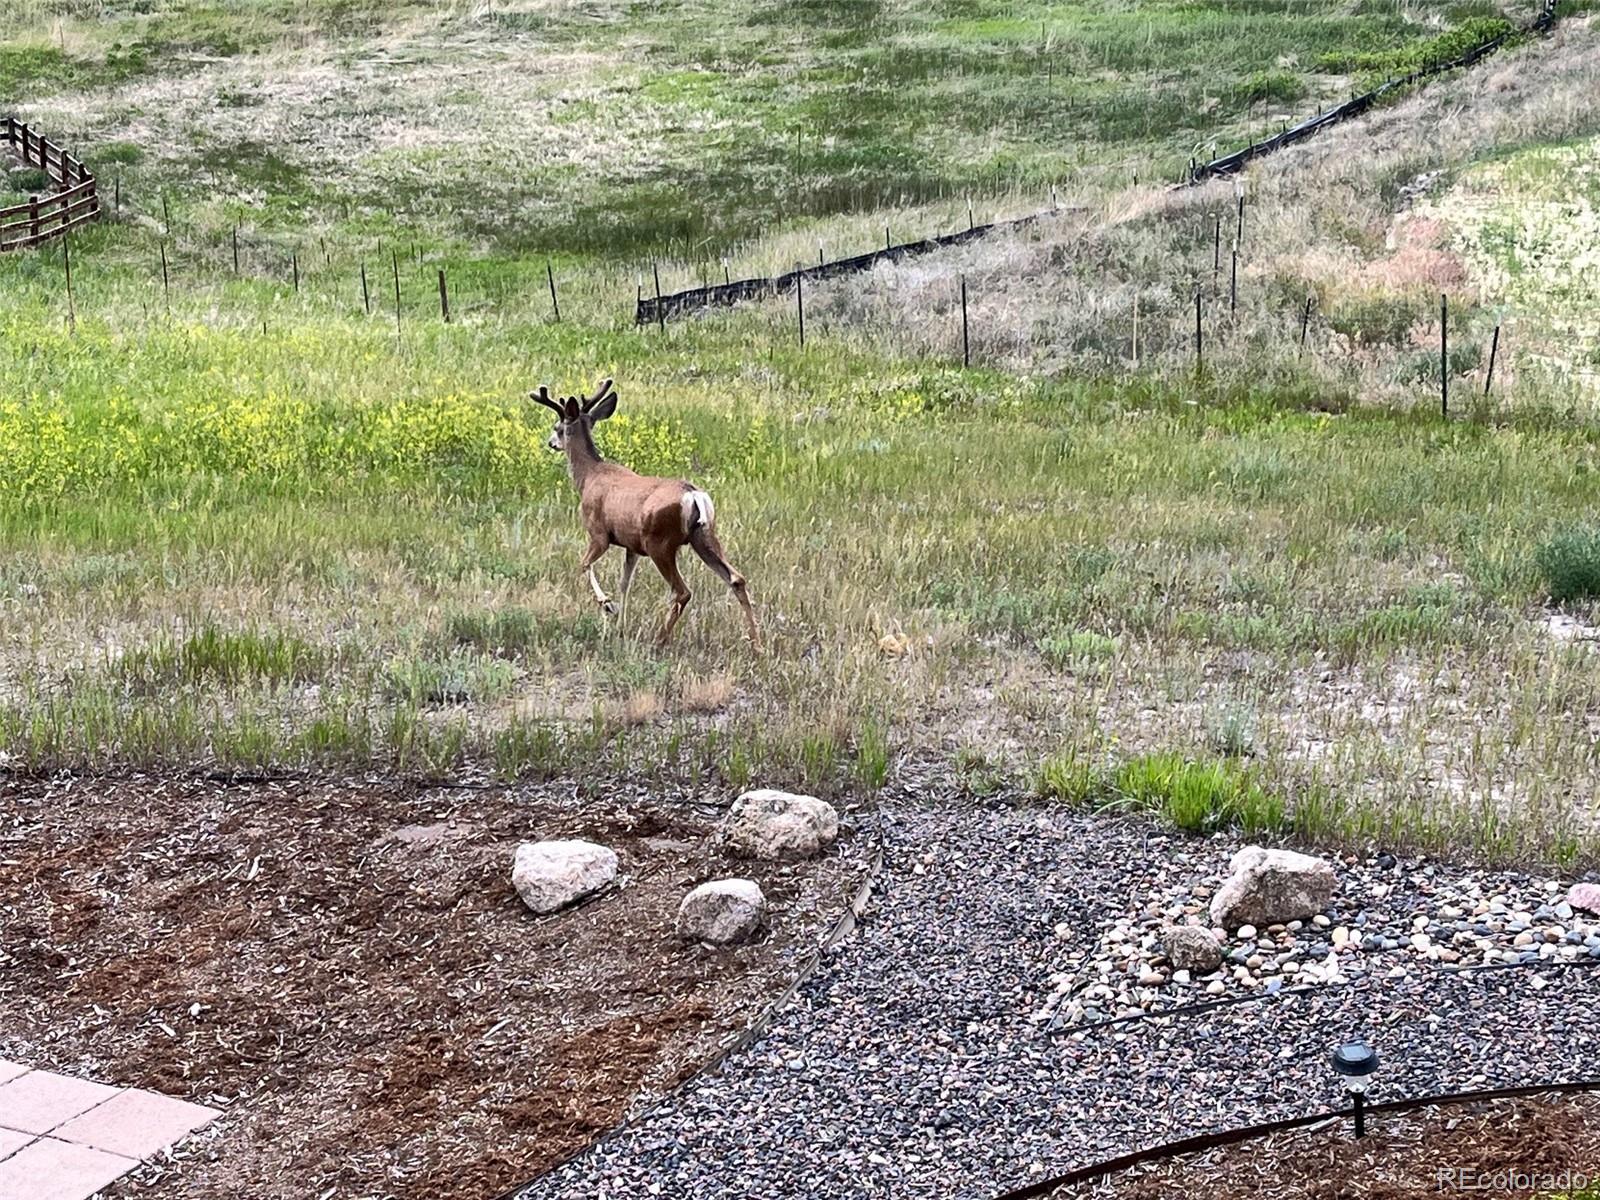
634;0;1564;328
1185;0;1561;185
494;807;890;1200
994;1077;1600;1200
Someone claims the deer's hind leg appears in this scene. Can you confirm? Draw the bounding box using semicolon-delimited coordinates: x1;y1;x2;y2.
651;549;692;647
690;526;762;651
579;534;617;616
616;550;641;634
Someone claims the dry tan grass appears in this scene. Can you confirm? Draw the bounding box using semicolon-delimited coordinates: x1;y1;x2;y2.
679;672;735;714
623;688;663;725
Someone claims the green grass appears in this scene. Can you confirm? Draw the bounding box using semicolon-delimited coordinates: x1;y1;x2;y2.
0;0;1597;869
116;625;328;690
1038;750;1286;836
1316;15;1519;88
2;0;1540;260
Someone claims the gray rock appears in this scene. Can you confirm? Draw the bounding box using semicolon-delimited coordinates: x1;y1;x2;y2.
678;878;766;945
1209;846;1337;930
511;839;618;914
1162;925;1224;973
719;789;839;861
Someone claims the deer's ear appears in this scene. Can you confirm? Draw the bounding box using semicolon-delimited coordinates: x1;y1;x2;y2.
562;397;581;420
589;390;618;422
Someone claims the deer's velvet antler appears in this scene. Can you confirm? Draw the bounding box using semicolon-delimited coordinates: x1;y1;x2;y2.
529;385;564;416
580;377;615;413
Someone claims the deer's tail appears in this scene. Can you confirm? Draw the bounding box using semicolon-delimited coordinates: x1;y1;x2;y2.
681;488;715;536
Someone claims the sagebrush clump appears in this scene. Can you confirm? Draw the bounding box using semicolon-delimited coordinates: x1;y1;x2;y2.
1536;526;1600;603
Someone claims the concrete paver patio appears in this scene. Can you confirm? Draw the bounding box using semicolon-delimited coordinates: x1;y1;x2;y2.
0;1062;219;1200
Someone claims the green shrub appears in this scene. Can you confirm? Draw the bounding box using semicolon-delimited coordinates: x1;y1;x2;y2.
1317;17;1516;86
1536;526;1600;603
953;744;1006;797
1036;630;1118;669
4;167;50;195
1206;703;1257;758
1328;293;1431;346
383;651;517;706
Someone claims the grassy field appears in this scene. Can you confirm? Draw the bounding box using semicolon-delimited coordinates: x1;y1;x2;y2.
4;1;1600;868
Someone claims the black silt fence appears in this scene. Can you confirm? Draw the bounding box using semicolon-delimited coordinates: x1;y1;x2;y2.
1188;0;1560;184
635;210;1070;326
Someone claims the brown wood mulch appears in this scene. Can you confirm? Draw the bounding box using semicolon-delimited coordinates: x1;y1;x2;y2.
1058;1091;1600;1200
0;775;869;1199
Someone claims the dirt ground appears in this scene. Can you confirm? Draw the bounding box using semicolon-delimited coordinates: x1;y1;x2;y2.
1059;1092;1600;1199
0;774;870;1199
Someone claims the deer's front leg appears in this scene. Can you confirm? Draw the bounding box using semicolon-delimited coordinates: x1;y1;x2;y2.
579;537;617;616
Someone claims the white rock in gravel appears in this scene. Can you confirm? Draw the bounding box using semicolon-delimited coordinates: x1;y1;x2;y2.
1568;882;1600;914
1210;847;1337;930
719;789;839;860
677;878;766;945
1161;925;1224;973
512;839;618;915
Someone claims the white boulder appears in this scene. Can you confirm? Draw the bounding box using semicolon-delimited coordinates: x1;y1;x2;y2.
1209;846;1336;930
677;878;766;945
512;839;618;914
718;789;839;861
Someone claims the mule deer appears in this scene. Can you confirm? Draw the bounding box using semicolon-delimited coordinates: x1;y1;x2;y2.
533;379;762;650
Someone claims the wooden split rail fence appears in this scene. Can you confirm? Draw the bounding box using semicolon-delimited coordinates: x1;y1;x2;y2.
0;117;100;252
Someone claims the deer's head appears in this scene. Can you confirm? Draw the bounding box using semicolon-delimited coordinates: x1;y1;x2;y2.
531;378;618;452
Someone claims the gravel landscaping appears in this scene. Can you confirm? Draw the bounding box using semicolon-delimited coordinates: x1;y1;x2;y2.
518;793;1600;1200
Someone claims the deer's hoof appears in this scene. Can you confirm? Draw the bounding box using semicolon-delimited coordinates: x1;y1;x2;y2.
600;600;619;617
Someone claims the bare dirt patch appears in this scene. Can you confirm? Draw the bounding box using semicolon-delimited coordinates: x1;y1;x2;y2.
1055;1091;1600;1199
0;775;870;1199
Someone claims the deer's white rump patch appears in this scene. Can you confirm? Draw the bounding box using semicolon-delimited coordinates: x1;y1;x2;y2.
682;489;715;533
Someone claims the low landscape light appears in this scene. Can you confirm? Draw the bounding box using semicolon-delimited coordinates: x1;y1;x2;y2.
1330;1041;1380;1138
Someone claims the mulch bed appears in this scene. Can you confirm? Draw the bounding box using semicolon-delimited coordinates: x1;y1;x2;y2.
0;774;870;1199
1057;1091;1600;1199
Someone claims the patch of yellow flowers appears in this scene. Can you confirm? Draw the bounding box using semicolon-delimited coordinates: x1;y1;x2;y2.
0;390;698;498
